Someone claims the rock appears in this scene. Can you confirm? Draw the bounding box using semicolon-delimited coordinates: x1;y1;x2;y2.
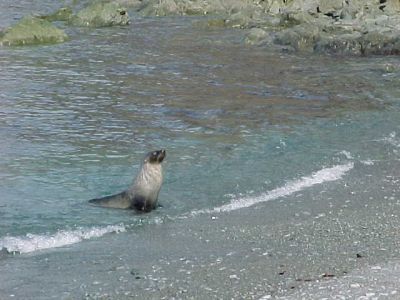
139;0;181;17
383;63;397;73
281;11;317;26
269;1;400;56
315;0;344;15
130;268;142;279
137;0;400;56
70;2;130;27
274;23;321;52
206;18;227;28
138;0;261;17
0;247;10;258
359;30;400;55
116;0;143;9
38;2;130;27
0;16;68;46
39;7;73;22
225;8;268;28
314;32;363;55
321;273;335;278
244;28;269;46
379;0;400;14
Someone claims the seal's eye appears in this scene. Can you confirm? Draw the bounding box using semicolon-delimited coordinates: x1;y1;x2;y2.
120;10;126;15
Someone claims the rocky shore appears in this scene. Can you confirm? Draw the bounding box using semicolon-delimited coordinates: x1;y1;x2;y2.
131;0;400;55
2;0;400;53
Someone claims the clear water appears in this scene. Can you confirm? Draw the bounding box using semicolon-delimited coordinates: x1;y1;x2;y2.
0;1;400;255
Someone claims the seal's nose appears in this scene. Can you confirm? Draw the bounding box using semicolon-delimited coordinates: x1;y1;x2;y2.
158;149;166;162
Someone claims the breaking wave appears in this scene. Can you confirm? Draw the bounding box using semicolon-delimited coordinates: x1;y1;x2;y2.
0;224;126;254
191;163;354;215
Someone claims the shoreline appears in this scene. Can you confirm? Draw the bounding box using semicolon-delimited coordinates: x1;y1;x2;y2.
1;159;399;299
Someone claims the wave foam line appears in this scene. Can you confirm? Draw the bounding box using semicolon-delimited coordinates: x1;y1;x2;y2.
193;163;354;215
0;224;126;254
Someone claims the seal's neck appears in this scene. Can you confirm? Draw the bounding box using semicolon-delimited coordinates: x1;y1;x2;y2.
132;162;163;188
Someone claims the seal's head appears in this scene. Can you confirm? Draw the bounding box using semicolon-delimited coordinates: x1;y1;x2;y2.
145;149;166;164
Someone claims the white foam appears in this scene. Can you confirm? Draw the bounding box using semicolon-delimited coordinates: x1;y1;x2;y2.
378;132;400;156
381;132;400;148
192;163;354;215
0;224;126;254
339;150;354;160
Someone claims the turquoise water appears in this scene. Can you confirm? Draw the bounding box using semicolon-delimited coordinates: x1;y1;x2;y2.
0;2;400;255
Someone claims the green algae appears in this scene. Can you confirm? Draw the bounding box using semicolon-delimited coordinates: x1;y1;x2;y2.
71;2;130;27
39;2;130;27
0;16;68;46
39;7;73;22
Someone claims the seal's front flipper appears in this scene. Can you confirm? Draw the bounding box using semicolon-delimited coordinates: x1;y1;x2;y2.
89;191;131;209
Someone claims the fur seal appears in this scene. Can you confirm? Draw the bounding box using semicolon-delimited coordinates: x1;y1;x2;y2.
89;149;166;212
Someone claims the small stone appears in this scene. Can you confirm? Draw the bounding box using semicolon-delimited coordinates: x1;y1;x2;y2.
130;268;142;279
365;293;375;297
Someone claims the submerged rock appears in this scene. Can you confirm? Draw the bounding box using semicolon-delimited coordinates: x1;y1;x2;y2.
0;247;11;258
0;16;68;46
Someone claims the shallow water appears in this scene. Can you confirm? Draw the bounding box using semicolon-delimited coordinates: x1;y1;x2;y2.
1;1;400;298
0;0;399;248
